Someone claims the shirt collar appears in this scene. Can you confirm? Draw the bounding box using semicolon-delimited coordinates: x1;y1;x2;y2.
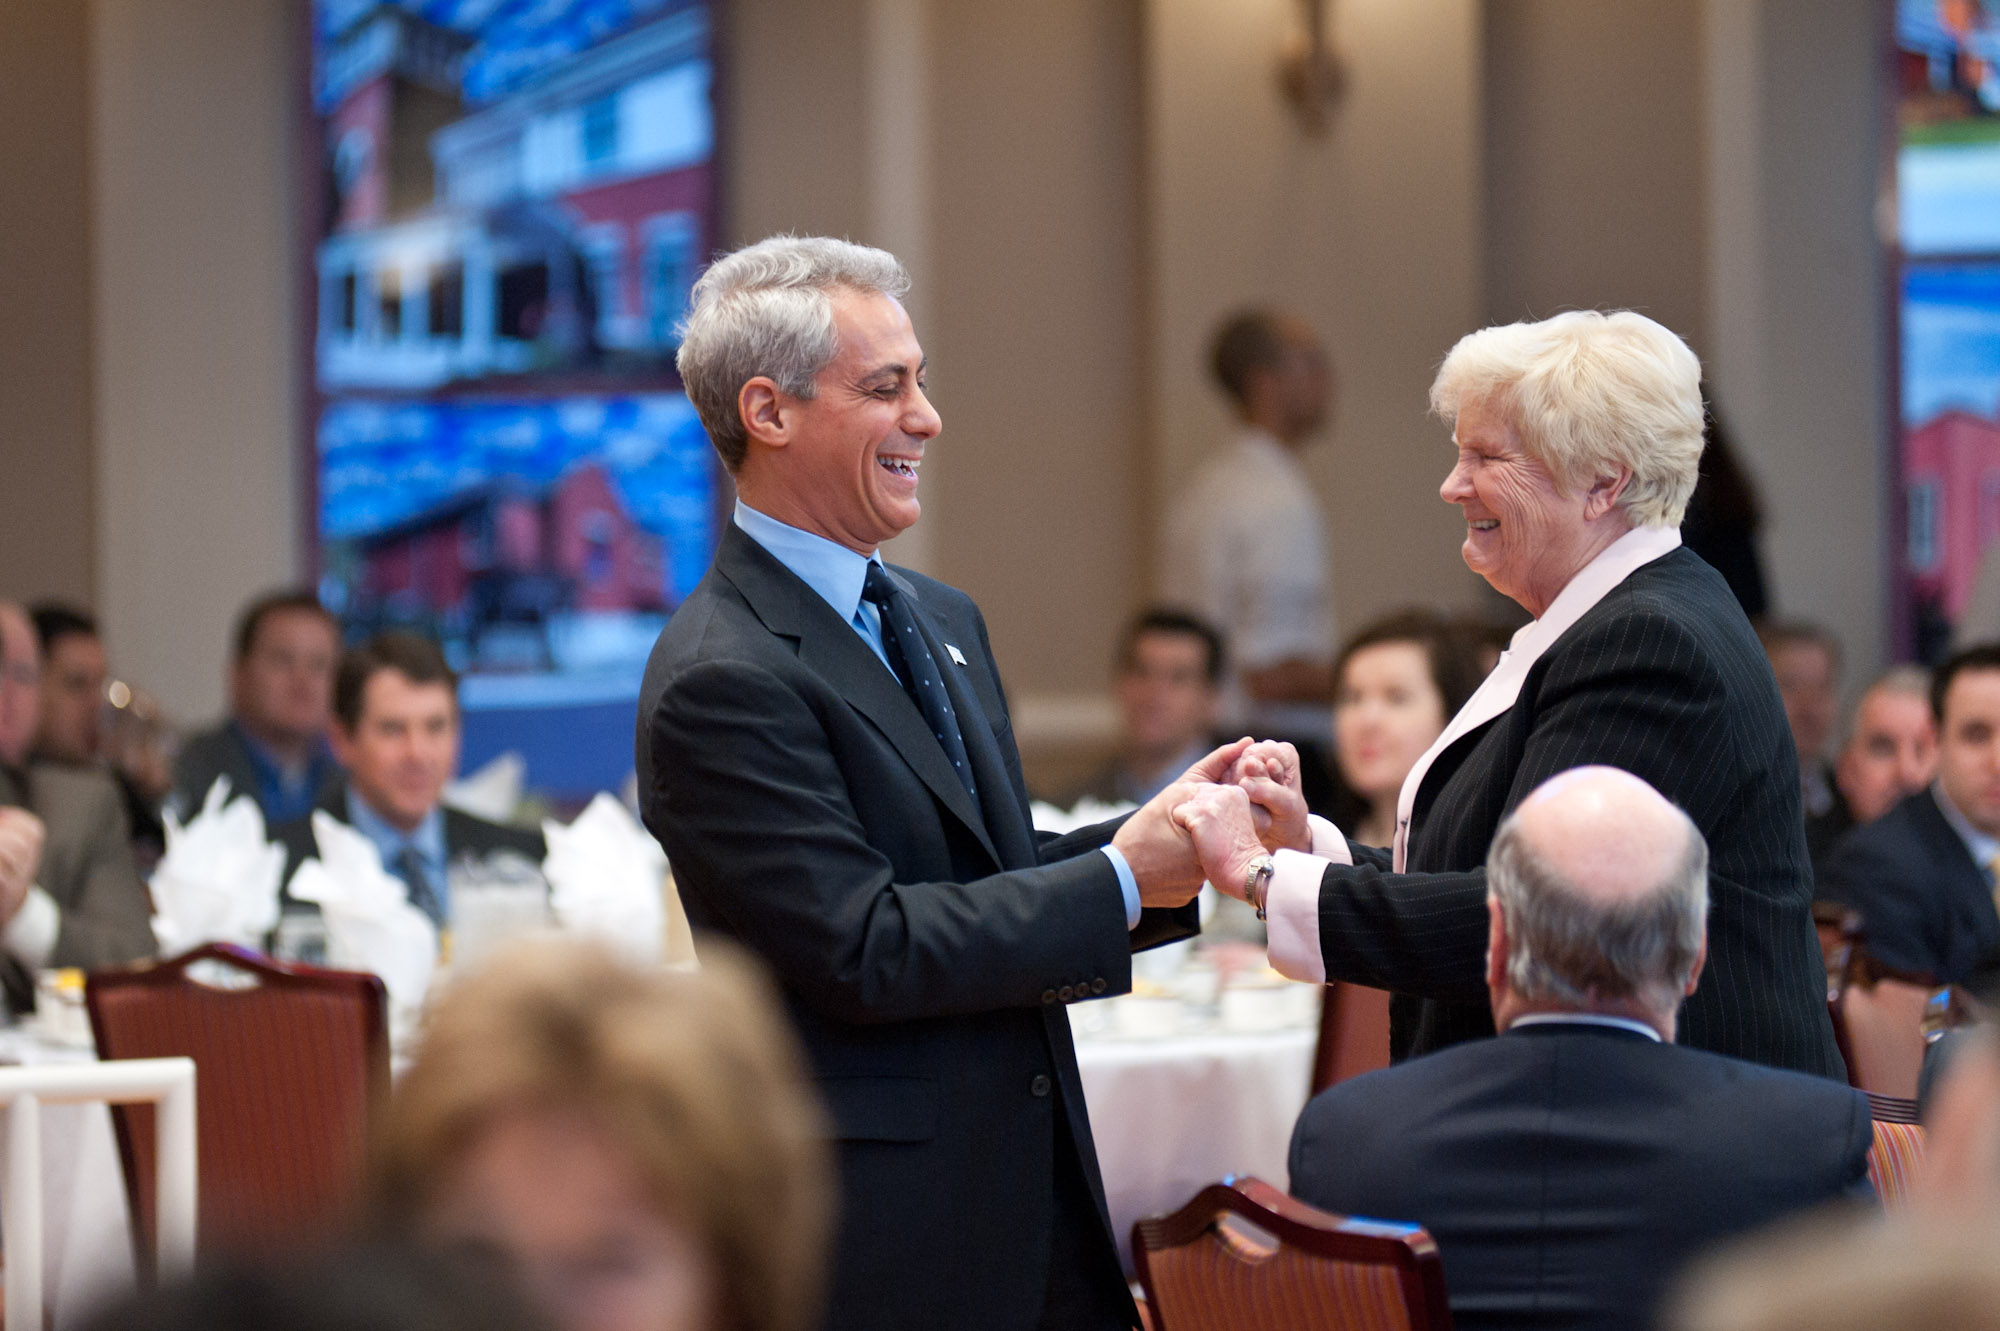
734;500;883;625
1506;523;1683;663
1932;780;2000;870
343;786;447;873
1508;1012;1663;1042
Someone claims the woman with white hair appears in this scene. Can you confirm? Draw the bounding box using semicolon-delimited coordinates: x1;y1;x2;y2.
1179;309;1846;1078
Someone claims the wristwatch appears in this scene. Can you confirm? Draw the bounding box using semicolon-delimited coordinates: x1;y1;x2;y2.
1243;854;1276;922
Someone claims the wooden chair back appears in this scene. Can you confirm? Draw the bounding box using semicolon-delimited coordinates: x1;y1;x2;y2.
1312;983;1392;1094
85;943;389;1264
1133;1177;1452;1331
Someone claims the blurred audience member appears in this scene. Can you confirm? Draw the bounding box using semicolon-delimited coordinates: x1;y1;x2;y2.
1806;666;1937;876
0;600;156;989
274;633;542;928
1163;309;1338;756
374;937;832;1331
30;602;169;864
1062;609;1225;807
1820;644;2000;987
1287;766;1872;1331
1678;400;1770;621
1324;610;1486;847
1665;1216;2000;1331
1760;620;1843;825
82;1245;552;1331
173;590;342;827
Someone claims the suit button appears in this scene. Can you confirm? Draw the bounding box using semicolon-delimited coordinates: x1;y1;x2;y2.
1090;978;1107;995
1041;989;1057;1005
1030;1074;1052;1098
1058;985;1075;1002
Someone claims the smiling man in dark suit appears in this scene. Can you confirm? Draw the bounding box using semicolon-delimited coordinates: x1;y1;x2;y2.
636;236;1215;1331
1820;643;2000;986
1287;767;1872;1331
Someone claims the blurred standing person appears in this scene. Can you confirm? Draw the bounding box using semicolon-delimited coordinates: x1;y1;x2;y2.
1759;621;1843;833
1163;309;1339;802
1326;610;1487;847
1678;401;1770;621
1060;609;1224;808
376;938;831;1331
29;603;168;865
172;590;342;826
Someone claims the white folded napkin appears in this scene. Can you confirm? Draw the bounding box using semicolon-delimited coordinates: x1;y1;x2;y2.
442;751;526;825
286;812;439;1025
150;776;286;955
542;792;668;965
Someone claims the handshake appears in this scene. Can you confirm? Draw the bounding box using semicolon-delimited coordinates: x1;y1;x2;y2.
1107;737;1313;910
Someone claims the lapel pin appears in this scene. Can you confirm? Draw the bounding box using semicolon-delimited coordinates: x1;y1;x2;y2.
946;644;967;666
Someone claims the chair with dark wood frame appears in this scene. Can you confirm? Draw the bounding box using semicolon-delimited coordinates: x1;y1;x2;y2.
1133;1176;1453;1331
85;942;390;1266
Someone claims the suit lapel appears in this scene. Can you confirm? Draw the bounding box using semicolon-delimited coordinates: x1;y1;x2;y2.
716;530;1001;865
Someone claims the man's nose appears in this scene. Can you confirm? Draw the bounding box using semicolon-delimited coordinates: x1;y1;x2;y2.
906;385;942;439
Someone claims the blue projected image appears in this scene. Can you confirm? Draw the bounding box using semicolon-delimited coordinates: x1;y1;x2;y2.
311;0;720;802
1903;264;2000;426
1898;0;2000;253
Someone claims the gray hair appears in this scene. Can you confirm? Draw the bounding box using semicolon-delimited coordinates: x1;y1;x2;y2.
1840;664;1931;750
675;236;910;471
1486;797;1709;1016
1429;310;1706;528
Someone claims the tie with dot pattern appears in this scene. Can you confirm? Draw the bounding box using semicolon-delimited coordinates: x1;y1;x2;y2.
395;845;447;929
861;562;978;804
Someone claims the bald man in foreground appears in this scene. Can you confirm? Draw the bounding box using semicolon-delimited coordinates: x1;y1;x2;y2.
1255;768;1872;1331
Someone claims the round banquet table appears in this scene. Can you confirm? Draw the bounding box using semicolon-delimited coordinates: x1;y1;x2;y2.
1069;1015;1318;1270
0;1026;138;1329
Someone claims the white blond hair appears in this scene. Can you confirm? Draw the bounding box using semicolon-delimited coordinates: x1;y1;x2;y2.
1429;310;1705;527
675;236;910;472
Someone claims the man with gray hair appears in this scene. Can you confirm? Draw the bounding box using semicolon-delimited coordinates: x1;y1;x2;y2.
638;236;1227;1331
1284;766;1872;1331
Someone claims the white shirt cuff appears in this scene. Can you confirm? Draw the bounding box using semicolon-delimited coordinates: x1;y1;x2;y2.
6;886;61;969
1265;849;1329;983
1100;846;1143;930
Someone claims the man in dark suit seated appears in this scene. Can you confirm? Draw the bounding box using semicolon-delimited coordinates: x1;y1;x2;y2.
1286;766;1872;1331
273;633;542;937
0;601;157;991
172;589;343;828
1820;644;2000;986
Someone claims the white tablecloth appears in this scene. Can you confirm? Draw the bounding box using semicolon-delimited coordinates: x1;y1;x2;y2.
1072;1021;1317;1268
0;1027;138;1329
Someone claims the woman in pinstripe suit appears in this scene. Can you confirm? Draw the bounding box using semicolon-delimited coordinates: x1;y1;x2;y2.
1179;310;1846;1080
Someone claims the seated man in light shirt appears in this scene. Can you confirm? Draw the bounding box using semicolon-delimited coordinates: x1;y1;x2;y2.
273;633;542;936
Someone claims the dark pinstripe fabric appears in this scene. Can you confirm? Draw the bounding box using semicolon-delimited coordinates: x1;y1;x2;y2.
1316;547;1846;1080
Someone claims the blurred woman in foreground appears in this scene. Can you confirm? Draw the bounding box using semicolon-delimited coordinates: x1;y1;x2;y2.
374;938;831;1331
1328;611;1486;848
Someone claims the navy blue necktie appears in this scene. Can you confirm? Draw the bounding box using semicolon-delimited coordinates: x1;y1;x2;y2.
862;562;977;803
394;846;447;929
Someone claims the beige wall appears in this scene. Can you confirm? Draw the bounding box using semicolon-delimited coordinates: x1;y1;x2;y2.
0;2;96;611
1146;0;1490;644
91;0;301;723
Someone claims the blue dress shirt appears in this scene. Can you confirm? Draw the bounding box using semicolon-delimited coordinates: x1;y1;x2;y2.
233;721;337;826
732;502;1141;927
345;788;451;918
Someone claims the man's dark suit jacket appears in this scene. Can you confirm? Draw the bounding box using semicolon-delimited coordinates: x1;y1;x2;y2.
1819;787;1995;985
636;525;1197;1331
172;721;339;827
271;779;545;904
1310;547;1844;1078
1289;1023;1873;1331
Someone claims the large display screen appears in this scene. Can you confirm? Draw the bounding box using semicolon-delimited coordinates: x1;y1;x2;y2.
1896;0;2000;656
309;0;721;803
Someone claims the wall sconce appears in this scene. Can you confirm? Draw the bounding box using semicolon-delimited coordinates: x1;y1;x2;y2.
1278;0;1346;136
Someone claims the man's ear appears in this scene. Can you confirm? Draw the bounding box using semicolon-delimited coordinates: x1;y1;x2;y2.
1485;896;1508;994
326;722;355;770
1683;938;1708;997
1582;466;1632;521
738;377;792;450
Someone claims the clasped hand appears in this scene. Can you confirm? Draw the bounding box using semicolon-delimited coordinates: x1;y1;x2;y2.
0;807;46;929
1107;737;1309;908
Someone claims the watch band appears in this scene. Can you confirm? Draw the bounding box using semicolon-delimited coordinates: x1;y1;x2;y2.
1244;854;1276;922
